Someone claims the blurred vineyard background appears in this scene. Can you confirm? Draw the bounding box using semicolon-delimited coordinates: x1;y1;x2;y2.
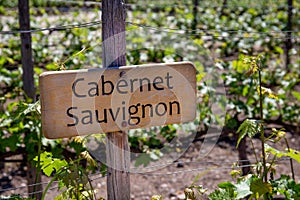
0;0;299;199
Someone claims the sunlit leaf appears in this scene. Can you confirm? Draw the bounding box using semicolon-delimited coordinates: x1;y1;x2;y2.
265;144;300;164
292;91;300;102
236;119;262;147
250;178;272;198
208;186;235;200
34;151;67;176
256;86;278;99
235;176;252;199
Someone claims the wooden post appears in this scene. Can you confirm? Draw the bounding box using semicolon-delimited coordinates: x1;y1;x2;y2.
220;0;227;16
18;1;41;199
237;138;251;175
18;0;35;99
285;0;293;70
192;0;199;31
102;0;130;199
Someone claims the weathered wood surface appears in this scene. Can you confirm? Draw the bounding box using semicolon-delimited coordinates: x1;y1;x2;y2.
18;1;41;199
102;1;130;200
18;0;35;99
39;62;196;139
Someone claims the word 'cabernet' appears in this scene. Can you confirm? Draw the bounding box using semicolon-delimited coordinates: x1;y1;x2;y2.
72;73;174;98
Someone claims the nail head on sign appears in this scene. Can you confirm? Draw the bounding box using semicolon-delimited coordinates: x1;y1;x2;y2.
121;121;127;127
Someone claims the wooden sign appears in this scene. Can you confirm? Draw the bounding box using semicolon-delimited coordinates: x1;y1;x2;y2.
39;62;196;139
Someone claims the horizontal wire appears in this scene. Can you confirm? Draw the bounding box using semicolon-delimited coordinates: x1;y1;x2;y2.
126;22;300;40
0;157;291;193
0;160;260;193
11;0;293;9
131;156;292;171
0;171;106;193
45;0;295;9
26;185;59;196
1;157;293;199
126;3;296;10
17;173;108;197
0;180;58;193
0;20;101;35
46;0;102;6
1;19;298;40
131;157;292;176
130;159;254;171
136;164;253;176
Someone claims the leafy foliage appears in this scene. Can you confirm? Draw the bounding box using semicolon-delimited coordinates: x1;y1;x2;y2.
208;52;300;200
33;152;67;176
37;151;98;200
208;176;253;200
265;144;300;163
272;175;300;199
236;119;262;147
0;0;299;199
0;194;35;200
208;183;235;200
249;178;272;199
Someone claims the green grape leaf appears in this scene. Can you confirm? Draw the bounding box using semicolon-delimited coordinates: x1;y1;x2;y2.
292;91;300;102
250;178;272;199
34;151;67;176
1;134;19;152
236;119;262;147
265;144;300;164
208;188;235;200
235;176;253;199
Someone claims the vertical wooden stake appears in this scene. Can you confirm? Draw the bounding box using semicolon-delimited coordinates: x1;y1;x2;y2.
18;1;41;199
102;0;130;199
220;0;228;16
18;0;35;99
192;0;199;31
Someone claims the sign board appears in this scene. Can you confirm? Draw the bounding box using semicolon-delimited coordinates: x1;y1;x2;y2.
39;62;196;139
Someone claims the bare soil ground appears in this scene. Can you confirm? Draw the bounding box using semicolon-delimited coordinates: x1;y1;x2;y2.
1;132;299;200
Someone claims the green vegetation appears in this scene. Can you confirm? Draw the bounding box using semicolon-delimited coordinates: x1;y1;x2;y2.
206;54;300;199
0;0;299;199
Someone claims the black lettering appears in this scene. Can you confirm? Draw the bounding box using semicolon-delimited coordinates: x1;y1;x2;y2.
122;101;126;120
67;107;79;126
169;101;180;115
142;104;153;118
130;78;138;93
95;109;107;123
88;82;99;97
72;78;86;98
139;77;151;92
109;107;120;121
116;79;128;94
81;110;93;125
128;103;140;125
153;76;164;90
101;75;114;95
165;72;173;89
155;102;167;116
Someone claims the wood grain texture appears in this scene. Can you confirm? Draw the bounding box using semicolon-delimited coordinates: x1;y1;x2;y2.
39;62;196;139
102;0;130;199
18;1;41;199
18;0;35;99
106;131;130;200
